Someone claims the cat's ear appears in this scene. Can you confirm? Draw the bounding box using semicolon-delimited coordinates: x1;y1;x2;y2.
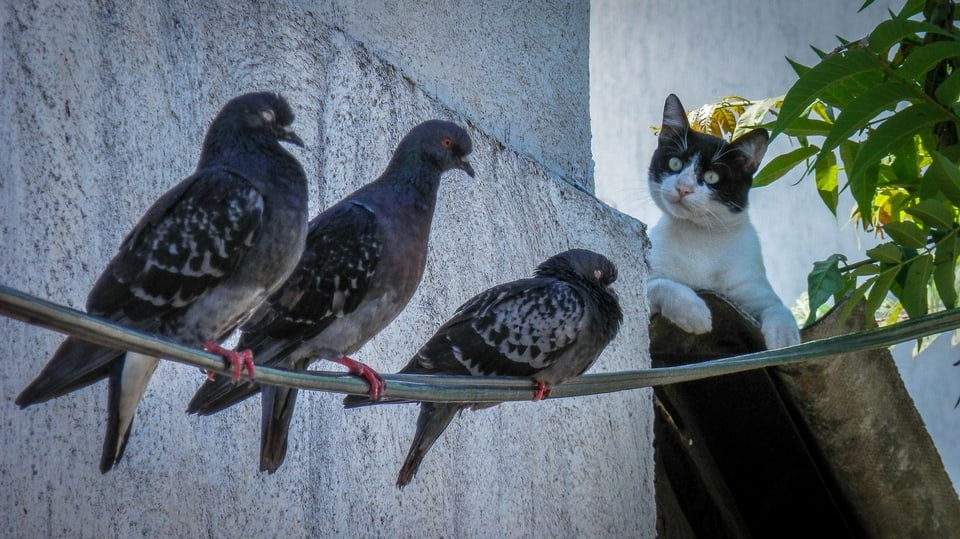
660;94;690;141
731;128;769;174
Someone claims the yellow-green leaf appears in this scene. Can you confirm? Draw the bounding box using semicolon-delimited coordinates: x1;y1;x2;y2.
814;151;838;215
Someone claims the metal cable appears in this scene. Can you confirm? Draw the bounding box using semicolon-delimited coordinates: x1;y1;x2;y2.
2;284;958;403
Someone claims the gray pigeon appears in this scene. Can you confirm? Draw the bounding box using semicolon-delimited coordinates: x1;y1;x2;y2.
344;248;623;488
16;92;310;473
186;119;475;474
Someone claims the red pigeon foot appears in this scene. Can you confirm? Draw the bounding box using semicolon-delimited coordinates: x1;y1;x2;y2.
331;356;385;400
532;380;552;402
203;341;255;383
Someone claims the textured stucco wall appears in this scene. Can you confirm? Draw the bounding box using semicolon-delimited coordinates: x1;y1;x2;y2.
591;0;959;493
1;1;654;537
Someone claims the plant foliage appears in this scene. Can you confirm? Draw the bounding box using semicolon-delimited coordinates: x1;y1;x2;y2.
690;0;960;330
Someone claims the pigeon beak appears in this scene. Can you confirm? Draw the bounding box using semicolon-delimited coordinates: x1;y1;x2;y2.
457;158;476;178
280;128;305;148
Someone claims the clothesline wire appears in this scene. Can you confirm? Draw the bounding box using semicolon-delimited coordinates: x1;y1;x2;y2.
2;284;958;403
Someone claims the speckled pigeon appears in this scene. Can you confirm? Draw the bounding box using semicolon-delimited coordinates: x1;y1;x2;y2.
186;119;475;474
344;248;623;488
16;92;309;473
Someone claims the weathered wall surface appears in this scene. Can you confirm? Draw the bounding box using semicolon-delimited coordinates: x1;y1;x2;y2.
1;1;654;537
591;0;959;492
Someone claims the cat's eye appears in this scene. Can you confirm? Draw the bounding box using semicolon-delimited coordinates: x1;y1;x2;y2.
667;157;683;171
704;170;720;184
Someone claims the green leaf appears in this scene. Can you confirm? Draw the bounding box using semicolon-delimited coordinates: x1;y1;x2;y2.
806;254;847;325
754;145;819;187
850;103;948;186
928;150;960;205
904;199;956;229
780;118;834;138
898;41;960;82
819;82;915;160
814;151;838;214
773;48;881;139
851;163;879;221
935;69;960;105
865;267;898;321
883;221;928;249
868;18;951;55
900;254;934;318
838;139;860;175
934;233;959;308
867;242;903;263
896;0;925;18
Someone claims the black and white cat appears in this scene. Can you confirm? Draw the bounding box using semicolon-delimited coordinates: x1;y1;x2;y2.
646;94;800;349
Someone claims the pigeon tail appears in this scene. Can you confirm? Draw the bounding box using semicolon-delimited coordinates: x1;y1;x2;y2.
100;352;159;473
186;374;261;415
259;384;299;473
396;402;461;489
16;338;122;407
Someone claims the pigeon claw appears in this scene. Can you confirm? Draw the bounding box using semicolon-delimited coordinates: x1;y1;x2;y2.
532;380;552;402
203;341;256;383
331;356;385;401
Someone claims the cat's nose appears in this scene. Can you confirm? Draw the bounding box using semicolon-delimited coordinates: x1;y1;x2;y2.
675;185;693;199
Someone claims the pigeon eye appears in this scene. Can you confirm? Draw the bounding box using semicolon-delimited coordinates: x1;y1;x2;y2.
704;170;720;184
260;109;276;124
441;137;453;148
668;157;683;171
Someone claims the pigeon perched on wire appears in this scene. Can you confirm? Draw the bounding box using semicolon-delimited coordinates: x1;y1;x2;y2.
16;92;310;473
344;248;623;488
186;119;475;473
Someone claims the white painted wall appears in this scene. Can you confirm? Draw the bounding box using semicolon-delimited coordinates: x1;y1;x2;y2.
591;0;960;492
1;1;654;536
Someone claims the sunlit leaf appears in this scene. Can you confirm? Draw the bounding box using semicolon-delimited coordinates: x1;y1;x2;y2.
806;254;848;325
733;97;782;139
883;220;929;249
850;103;948;186
868;18;951;54
901;254;934;318
754;145;819;187
819;82;915;160
867;242;903;263
904;199;956;229
814;151;839;214
773;48;881;138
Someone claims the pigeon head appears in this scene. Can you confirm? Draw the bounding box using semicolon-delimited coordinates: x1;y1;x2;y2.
204;92;305;151
536;249;619;288
397;120;475;178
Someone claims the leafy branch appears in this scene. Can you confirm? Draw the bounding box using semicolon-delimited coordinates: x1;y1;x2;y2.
689;0;960;332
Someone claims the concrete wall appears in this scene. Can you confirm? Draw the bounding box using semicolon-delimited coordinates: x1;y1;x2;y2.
591;0;960;493
1;1;654;537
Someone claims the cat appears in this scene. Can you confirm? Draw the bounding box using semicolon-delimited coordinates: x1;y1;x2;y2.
646;94;800;350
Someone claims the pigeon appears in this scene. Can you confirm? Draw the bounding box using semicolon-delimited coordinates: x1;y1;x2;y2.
186;119;475;474
344;248;623;488
16;92;310;473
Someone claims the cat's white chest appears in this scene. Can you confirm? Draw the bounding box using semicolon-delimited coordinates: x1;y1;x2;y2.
648;216;762;293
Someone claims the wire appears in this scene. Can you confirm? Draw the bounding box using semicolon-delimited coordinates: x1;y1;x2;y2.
2;284;959;403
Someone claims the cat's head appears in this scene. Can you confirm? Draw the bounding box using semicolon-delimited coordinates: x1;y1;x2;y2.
648;94;768;228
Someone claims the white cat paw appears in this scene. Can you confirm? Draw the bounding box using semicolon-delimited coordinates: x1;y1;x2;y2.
761;309;801;349
654;286;713;335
